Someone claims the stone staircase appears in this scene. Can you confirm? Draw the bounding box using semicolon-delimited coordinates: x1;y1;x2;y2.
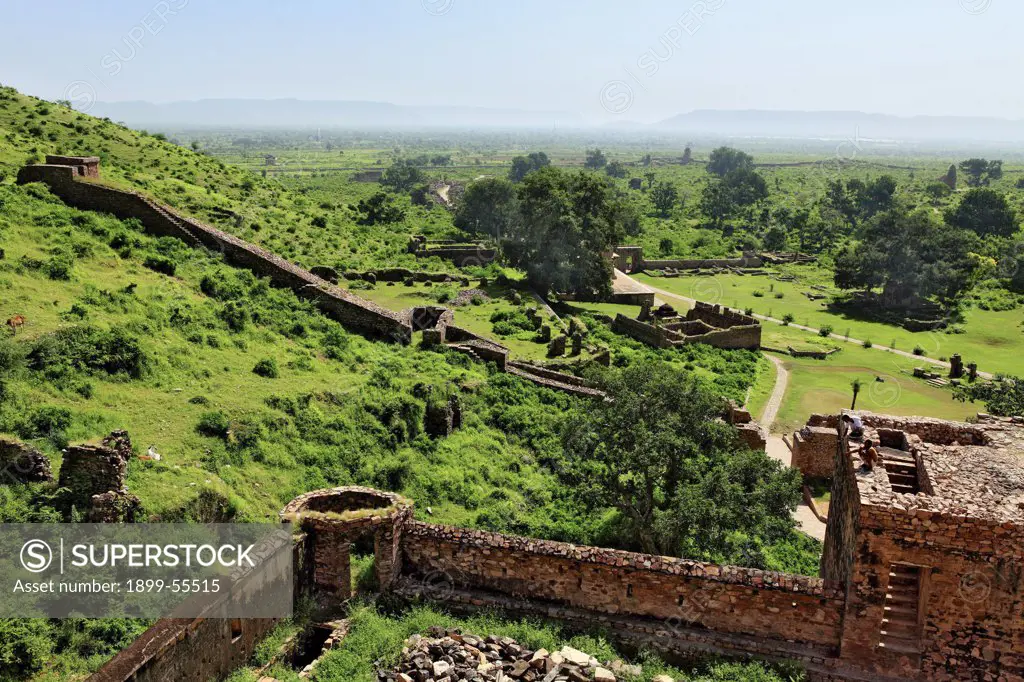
926;377;949;389
879;448;920;495
878;564;923;661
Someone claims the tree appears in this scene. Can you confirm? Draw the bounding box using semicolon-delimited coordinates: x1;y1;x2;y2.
707;146;754;177
954;376;1024;416
959;158;1003;187
658;237;675;256
453;177;518;239
505;167;632;297
644;171;656;189
508;152;550;182
925;182;953;200
605;161;628;179
699;167;768;226
825;176;896;226
562;361;801;559
584;148;607;170
850;379;862;410
944;188;1019;238
650;181;679;217
353;191;405;226
834;207;978;308
380;160;424;191
762;225;788;251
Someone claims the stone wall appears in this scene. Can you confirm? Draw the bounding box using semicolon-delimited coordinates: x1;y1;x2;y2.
91;532;302;682
0;437;53;483
17;164;412;343
686;301;758;330
58;443;129;509
613;313;761;351
641;254;763;271
414;246;497;267
400;521;845;652
792;426;840;478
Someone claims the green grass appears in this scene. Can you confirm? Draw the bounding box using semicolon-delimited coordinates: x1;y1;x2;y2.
637;268;1024;376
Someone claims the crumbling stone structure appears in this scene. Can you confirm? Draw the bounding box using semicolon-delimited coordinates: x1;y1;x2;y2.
17;160;412;343
0;437;53;483
611;246;763;273
424;393;462;438
614;301;762;350
407;235;497;267
58;431;143;521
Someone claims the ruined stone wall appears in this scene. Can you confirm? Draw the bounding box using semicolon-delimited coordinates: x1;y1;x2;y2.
686;302;758;330
400;522;846;651
680;324;761;350
840;498;1024;680
806;412;989;447
415;246;497;267
792;426;840;478
612;314;678;348
91;533;303;682
17;166;412;343
0;437;53;483
820;435;858;587
58;444;128;509
641;255;762;270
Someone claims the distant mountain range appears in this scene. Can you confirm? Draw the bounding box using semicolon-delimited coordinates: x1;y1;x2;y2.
88;99;583;129
655;109;1024;143
88;99;1024;143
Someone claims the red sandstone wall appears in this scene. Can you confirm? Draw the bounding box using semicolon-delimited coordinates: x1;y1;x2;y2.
840;502;1024;681
401;522;845;650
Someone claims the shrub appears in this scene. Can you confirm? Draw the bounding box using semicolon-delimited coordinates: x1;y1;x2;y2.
27;405;73;438
752;290;764;298
781;313;794;325
818;325;833;337
913;346;925;356
774;292;784;299
196;411;231;439
862;339;873;348
252;358;279;378
45;253;74;280
323;327;350;360
27;326;148;379
143;255;177;276
744;307;754;316
219;302;250;332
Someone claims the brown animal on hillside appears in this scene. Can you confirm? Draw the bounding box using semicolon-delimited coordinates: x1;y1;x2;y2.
6;315;25;335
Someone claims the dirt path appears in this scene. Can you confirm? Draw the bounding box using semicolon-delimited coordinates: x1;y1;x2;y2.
635;277;992;379
760;353;789;431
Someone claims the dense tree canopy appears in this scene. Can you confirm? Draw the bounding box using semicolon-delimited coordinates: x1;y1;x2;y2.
584;148;608;170
380;159;425;191
353;191;405;226
700;167;768;226
954;376;1024;417
650;181;679;217
453;177;518;238
508;152;550;182
959;158;1003;187
562;361;801;561
834;207;978;308
707;146;754;177
945;187;1019;238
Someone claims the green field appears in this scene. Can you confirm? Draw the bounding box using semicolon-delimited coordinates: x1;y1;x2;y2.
637;269;1024;376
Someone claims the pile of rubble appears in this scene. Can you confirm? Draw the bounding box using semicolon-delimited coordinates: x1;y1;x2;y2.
377;628;672;682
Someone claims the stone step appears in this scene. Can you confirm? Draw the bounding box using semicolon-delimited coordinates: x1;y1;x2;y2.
878;638;921;656
884;603;917;618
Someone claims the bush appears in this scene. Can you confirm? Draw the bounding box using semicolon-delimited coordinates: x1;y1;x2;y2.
27;405;73;438
818;325;833;337
862;339;873;348
913;346;925;356
781;313;794;325
252;358;279;378
196;411;231;439
45;254;74;280
27;326;149;379
774;292;784;299
752;290;764;298
143;255;177;276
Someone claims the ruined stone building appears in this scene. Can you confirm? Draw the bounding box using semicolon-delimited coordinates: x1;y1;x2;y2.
91;412;1024;681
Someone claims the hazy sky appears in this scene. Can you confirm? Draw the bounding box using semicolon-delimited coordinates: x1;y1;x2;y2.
2;0;1019;123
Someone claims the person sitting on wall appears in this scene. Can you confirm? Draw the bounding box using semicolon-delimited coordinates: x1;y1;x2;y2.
859;439;880;471
842;414;864;440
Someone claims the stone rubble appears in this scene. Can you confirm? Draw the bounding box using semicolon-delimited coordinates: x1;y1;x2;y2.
376;628;652;682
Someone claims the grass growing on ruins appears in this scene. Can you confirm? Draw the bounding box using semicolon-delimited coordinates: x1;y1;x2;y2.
223;603;803;682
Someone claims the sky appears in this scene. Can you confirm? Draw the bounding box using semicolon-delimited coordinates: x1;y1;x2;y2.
1;0;1020;124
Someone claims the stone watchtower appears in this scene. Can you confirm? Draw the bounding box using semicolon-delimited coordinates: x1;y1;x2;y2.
820;414;1024;680
279;487;413;600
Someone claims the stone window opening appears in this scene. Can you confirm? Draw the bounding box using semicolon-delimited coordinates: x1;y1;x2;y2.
626;583;634;598
230;618;243;644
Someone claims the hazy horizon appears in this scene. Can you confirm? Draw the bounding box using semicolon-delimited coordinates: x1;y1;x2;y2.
2;0;1019;126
